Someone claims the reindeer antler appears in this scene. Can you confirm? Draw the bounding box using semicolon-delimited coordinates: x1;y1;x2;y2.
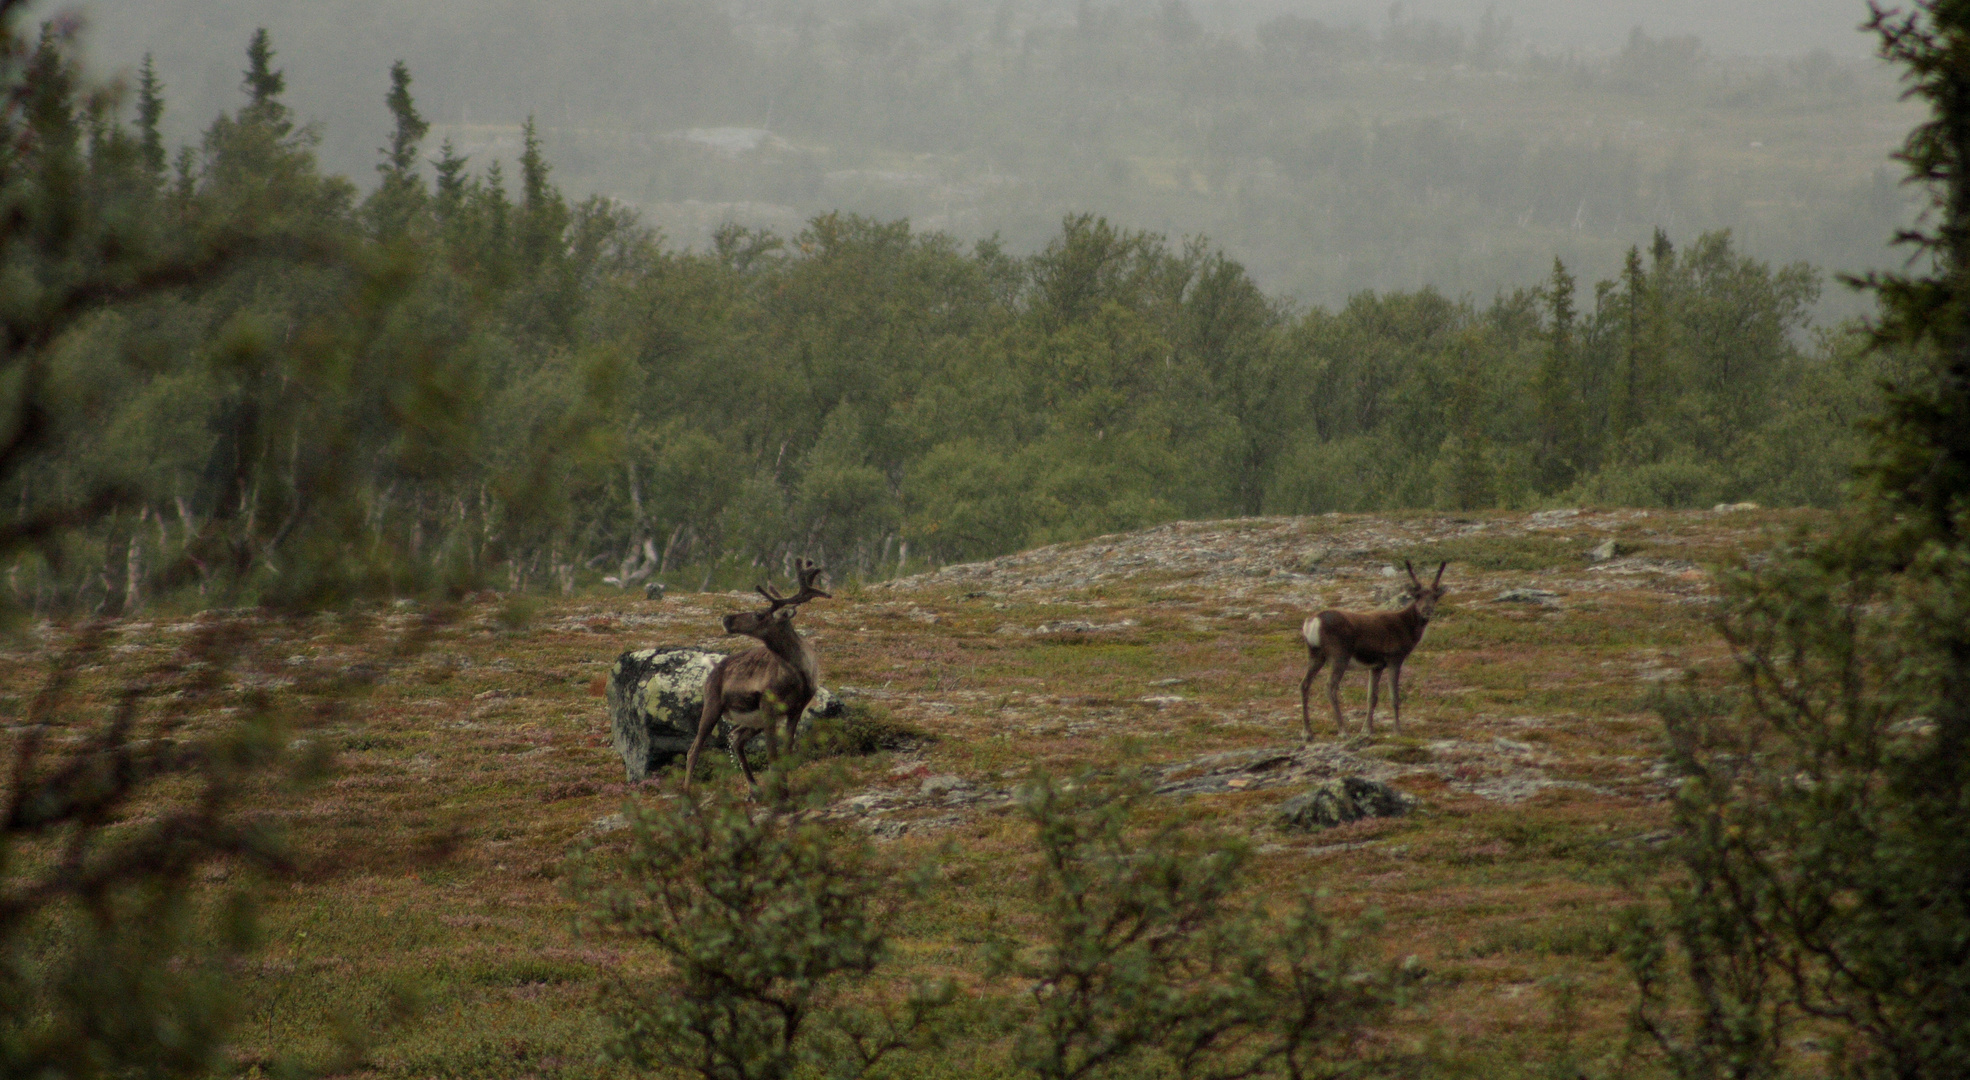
754;558;832;612
1401;560;1447;591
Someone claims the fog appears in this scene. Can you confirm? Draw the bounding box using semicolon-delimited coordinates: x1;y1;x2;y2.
77;0;1912;317
1205;1;1872;57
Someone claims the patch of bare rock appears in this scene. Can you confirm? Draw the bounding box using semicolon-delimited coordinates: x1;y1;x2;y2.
820;732;1617;840
1150;737;1605;804
868;510;1710;603
1277;777;1415;831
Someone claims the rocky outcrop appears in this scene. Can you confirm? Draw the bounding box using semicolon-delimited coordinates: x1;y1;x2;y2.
607;646;841;781
1276;776;1416;831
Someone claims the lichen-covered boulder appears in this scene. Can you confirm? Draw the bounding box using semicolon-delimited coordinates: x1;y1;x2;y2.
606;646;842;781
1277;776;1416;832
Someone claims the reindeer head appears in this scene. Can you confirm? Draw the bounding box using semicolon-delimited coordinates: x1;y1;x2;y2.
722;558;831;638
1403;560;1449;619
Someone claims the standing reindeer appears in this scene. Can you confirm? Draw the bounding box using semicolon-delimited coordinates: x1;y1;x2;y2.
683;559;830;791
1299;561;1447;740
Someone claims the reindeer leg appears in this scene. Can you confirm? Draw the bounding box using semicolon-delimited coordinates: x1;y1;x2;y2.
1300;649;1329;742
1327;656;1351;737
783;698;804;760
1366;666;1385;735
1391;662;1403;736
683;721;717;792
730;726;759;788
683;669;726;793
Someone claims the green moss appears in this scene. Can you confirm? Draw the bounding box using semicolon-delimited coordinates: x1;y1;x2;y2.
801;701;934;757
1457;914;1621;960
467;958;591;987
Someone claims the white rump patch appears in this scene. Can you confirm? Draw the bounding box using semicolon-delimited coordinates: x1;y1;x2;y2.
1302;615;1322;648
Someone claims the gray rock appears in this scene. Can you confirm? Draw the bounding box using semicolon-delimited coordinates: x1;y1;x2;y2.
607;646;841;781
1588;538;1619;563
645;581;667;600
1277;776;1416;832
1034;619;1138;634
920;774;968;797
1493;588;1562;605
1291;545;1330;574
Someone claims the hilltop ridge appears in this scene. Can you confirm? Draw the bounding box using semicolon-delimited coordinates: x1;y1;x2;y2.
5;506;1811;1074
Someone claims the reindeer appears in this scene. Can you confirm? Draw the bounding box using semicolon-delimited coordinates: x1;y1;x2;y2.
683;559;830;791
1298;561;1447;740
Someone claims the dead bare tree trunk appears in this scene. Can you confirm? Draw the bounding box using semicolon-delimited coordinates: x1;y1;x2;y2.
122;510;144;615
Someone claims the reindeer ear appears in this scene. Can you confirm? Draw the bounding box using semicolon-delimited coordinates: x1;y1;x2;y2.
774;606;796;622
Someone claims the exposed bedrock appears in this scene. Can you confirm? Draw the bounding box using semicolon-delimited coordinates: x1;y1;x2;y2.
607;646;841;781
1276;776;1416;831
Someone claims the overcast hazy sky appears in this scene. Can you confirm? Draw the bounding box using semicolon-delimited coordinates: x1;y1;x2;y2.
1199;0;1874;57
82;0;1881;61
58;0;1908;318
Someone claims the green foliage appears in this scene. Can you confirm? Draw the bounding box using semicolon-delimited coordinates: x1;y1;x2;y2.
573;776;950;1080
239;28;286;133
12;23;1892;597
133;54;164;181
0;19;486;1080
2;884;246;1080
1532;259;1586;493
798;702;932;759
1623;4;1970;1078
367;59;428;238
991;774;1406;1080
0;608;438;1080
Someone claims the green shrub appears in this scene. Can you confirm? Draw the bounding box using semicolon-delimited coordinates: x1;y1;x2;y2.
573;775;950;1080
800;702;934;759
992;773;1411;1080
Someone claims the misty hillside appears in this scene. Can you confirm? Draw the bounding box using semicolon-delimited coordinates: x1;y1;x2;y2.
85;0;1917;318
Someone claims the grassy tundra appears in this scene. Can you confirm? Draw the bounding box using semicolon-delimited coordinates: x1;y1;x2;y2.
0;506;1796;1078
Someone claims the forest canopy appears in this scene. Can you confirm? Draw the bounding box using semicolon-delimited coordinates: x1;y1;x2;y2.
15;28;1897;612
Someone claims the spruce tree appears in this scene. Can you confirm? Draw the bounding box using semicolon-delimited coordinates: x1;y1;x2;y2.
1532;257;1582;493
380;61;427;180
516;117;567;273
1617;245;1647;440
368;60;429;237
1626;4;1970;1077
0;18;484;1078
477;158;513;287
1439;329;1497;510
1862;4;1970;545
134;53;165;182
431;138;468;218
240;28;289;138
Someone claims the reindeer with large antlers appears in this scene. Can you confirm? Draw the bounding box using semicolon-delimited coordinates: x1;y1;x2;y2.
1299;560;1447;740
683;559;831;791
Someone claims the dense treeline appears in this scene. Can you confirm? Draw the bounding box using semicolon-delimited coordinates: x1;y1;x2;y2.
25;29;1889;611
